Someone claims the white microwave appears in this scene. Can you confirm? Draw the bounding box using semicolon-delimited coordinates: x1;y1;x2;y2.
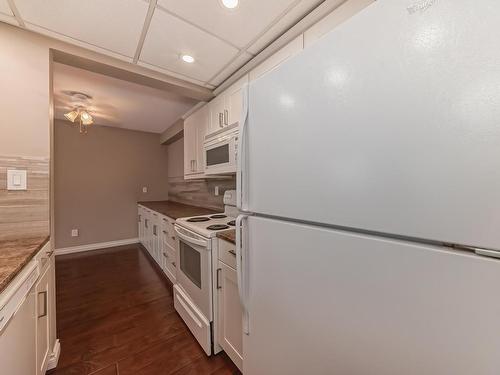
203;123;238;175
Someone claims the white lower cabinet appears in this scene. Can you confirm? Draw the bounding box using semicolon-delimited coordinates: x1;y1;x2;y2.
0;275;37;375
138;206;178;284
0;241;58;375
216;240;243;371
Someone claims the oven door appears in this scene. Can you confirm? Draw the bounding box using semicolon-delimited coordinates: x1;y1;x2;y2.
204;130;237;175
174;225;213;321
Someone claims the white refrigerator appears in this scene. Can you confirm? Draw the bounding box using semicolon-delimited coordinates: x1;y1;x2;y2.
236;0;500;374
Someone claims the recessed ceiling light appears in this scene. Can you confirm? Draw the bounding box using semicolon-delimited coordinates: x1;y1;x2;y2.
221;0;239;9
181;55;195;63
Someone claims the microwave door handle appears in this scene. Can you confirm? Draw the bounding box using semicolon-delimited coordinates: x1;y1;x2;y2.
237;83;249;210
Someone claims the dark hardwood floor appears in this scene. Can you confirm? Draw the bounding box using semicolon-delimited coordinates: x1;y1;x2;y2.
48;244;241;375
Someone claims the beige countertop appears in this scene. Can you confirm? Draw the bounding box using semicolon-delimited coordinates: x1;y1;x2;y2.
138;200;220;219
217;229;236;245
0;235;49;293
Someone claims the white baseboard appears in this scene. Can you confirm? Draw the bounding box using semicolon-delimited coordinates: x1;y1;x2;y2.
55;238;139;256
47;339;61;370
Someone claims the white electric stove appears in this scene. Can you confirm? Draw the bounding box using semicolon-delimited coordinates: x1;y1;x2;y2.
173;190;237;356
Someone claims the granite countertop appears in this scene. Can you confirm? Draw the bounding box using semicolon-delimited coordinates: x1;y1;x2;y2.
217;230;236;244
138;200;220;219
0;235;50;293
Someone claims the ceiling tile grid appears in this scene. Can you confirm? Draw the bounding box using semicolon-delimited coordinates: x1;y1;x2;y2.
14;0;149;58
3;0;324;88
139;7;239;83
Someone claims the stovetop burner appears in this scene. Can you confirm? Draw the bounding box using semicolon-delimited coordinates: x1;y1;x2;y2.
227;220;236;226
210;214;227;219
207;224;230;230
187;217;210;222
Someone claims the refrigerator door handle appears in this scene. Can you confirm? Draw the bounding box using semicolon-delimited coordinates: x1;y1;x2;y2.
236;213;250;334
237;83;249;211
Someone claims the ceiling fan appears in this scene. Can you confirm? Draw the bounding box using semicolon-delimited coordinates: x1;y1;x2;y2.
63;91;95;134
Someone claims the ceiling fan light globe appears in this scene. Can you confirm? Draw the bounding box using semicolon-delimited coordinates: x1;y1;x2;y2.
64;110;79;122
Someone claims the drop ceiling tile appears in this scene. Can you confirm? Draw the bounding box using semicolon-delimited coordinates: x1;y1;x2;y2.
0;13;17;25
157;0;301;49
246;0;324;54
140;7;239;83
0;0;12;15
14;0;149;58
209;51;253;86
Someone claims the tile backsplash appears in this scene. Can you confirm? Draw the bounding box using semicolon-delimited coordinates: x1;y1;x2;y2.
168;176;236;211
0;155;49;241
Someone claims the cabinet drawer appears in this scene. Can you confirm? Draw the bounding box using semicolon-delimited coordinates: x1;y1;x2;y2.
163;246;177;284
218;238;237;269
174;285;211;355
161;217;177;249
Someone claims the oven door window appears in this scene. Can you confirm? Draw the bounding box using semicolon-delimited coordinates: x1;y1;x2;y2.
206;144;229;166
180;241;202;288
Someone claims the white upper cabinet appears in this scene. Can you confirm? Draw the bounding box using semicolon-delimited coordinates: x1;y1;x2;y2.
208;95;226;134
208;75;249;134
184;104;209;179
226;75;249;126
184;113;198;177
249;35;303;82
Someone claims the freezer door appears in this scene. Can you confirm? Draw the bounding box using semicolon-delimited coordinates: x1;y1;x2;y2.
243;0;500;250
243;216;500;375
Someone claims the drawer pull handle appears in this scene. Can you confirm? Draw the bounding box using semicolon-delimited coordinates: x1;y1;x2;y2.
216;268;222;289
228;249;236;256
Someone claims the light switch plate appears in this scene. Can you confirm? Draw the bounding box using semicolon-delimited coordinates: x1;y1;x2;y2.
7;169;27;190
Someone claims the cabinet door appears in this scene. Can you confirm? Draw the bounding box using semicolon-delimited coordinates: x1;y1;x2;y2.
249;35;303;81
152;213;160;264
0;288;36;375
195;105;209;174
184;114;197;176
217;261;243;371
209;95;225;134
225;75;248;126
36;265;51;375
138;206;143;244
144;210;152;252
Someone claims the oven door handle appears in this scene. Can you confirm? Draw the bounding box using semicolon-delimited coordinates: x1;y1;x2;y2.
174;227;207;247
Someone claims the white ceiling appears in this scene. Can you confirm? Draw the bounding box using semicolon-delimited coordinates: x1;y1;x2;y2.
1;0;323;88
53;62;197;133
